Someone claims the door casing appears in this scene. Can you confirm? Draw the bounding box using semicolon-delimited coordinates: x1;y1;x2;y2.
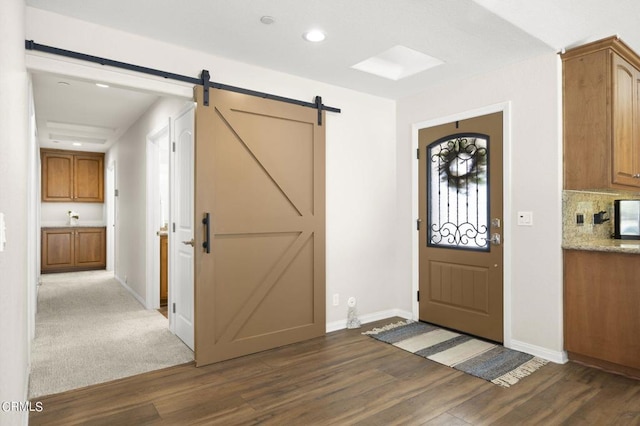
106;160;116;273
411;102;513;348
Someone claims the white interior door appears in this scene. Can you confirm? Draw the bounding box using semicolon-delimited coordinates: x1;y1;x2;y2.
171;103;195;350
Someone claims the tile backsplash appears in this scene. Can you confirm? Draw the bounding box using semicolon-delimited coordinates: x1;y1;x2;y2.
563;190;638;245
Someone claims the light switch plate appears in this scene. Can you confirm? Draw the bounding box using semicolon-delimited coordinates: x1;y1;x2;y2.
517;211;533;226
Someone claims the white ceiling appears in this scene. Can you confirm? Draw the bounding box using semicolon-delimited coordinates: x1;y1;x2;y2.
26;0;640;151
33;73;159;152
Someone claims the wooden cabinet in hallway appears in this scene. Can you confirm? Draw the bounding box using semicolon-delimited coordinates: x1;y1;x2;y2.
41;149;105;202
41;227;106;273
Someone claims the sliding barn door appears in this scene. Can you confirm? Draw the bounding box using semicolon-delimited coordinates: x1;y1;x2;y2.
194;87;326;365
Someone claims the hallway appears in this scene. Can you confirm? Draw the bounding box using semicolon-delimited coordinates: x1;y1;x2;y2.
29;270;193;398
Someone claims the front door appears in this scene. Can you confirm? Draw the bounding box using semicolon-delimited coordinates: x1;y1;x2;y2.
194;87;326;366
418;112;503;342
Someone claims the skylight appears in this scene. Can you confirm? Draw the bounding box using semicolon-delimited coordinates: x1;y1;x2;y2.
351;45;444;81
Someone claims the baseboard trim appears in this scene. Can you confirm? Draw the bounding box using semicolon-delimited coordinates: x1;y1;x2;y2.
509;339;568;364
326;309;413;333
114;275;146;308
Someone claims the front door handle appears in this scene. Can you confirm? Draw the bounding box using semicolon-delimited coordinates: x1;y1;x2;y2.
182;239;195;247
490;233;501;245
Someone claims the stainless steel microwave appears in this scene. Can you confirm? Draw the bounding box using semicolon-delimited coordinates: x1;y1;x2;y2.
614;199;640;240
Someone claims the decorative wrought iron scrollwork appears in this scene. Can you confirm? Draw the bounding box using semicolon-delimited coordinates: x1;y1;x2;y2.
429;221;488;247
434;137;487;191
427;135;489;251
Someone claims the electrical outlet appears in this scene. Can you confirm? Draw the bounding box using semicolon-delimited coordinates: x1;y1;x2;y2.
593;210;609;225
332;293;339;306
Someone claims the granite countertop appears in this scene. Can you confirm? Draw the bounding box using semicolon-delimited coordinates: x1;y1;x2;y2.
563;238;640;254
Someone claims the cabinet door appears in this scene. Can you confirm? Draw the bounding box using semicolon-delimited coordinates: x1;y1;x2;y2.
75;228;106;268
612;54;640;187
42;229;75;272
564;250;640;370
42;152;74;201
74;154;104;202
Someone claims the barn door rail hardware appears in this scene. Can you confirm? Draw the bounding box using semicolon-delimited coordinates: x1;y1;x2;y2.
25;40;340;125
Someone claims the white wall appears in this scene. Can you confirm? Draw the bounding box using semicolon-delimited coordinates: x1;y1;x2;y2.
26;7;399;327
106;97;186;301
396;52;564;359
40;202;104;227
0;0;30;424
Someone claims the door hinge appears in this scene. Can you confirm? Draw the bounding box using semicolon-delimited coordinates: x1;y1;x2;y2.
172;223;176;232
417;218;422;231
416;148;420;159
172;142;176;152
114;189;119;197
417;290;420;302
172;303;176;314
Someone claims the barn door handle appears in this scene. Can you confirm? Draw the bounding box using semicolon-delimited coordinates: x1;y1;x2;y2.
202;213;211;253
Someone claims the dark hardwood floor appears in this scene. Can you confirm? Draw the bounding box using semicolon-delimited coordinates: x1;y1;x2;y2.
30;318;640;425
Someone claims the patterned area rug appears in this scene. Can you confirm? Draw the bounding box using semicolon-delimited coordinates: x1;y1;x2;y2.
363;320;548;388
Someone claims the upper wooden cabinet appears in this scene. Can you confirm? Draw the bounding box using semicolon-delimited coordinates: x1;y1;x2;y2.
612;54;640;187
562;36;640;190
41;149;104;202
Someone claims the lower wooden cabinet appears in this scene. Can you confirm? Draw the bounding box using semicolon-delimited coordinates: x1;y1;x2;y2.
564;249;640;377
41;227;106;273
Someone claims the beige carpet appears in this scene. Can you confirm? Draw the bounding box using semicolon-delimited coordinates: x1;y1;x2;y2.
29;270;193;399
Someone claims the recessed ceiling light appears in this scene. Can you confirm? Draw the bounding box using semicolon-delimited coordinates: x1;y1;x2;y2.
95;83;109;88
303;29;326;43
72;142;83;147
260;16;275;25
